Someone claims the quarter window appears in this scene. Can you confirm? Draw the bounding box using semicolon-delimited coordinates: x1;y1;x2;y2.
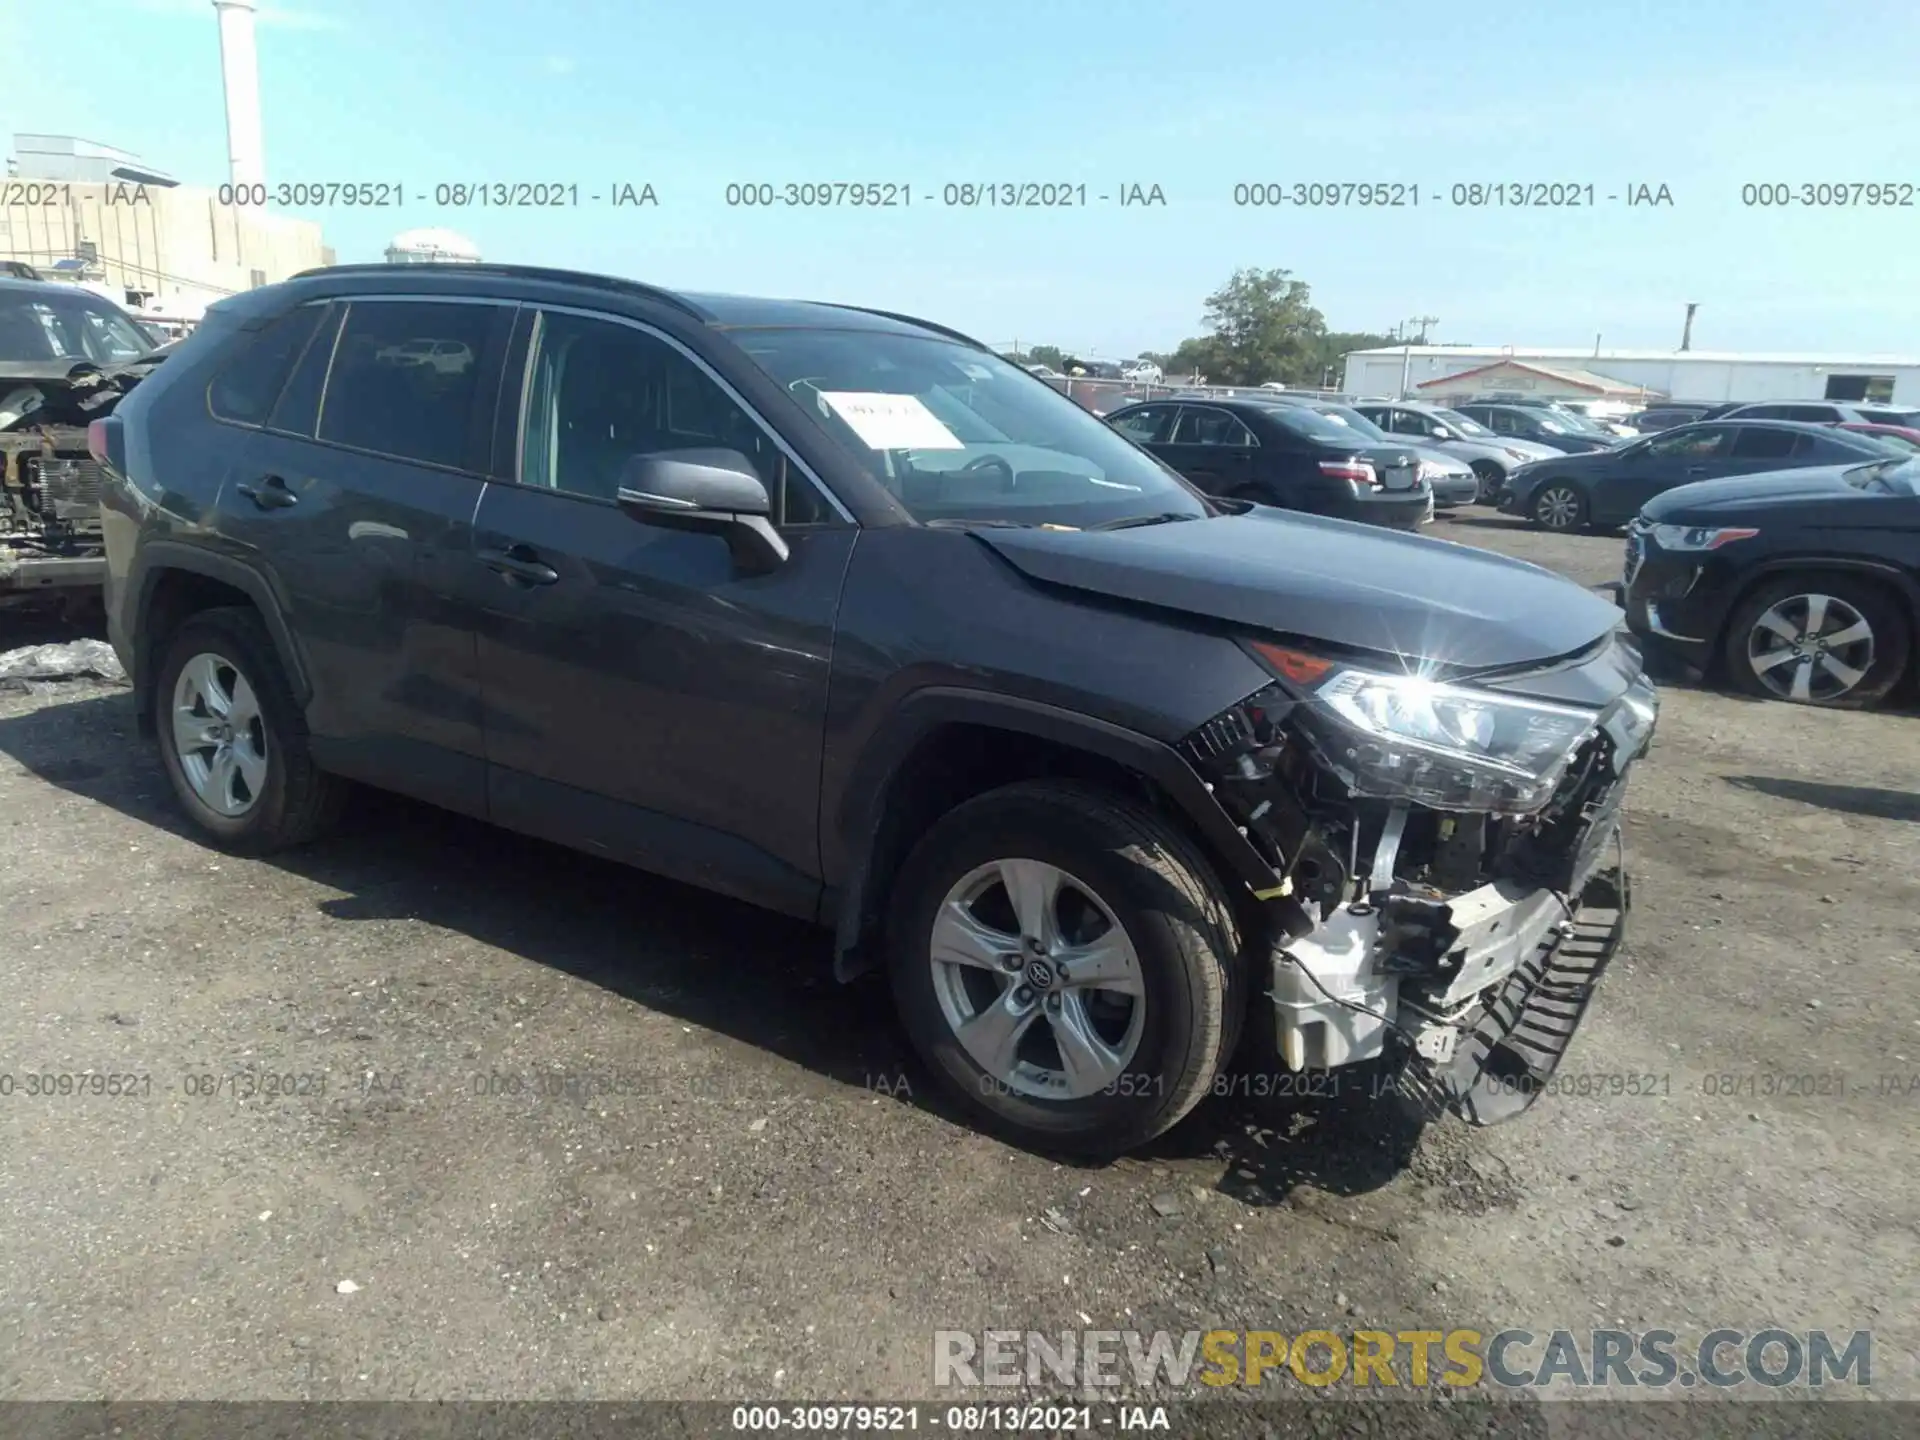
207;303;326;425
317;301;501;470
522;310;826;524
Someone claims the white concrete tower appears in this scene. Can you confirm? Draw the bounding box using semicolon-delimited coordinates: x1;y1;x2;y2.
212;0;266;188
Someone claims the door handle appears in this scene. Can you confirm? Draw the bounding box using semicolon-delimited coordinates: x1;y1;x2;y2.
477;545;560;586
235;474;298;510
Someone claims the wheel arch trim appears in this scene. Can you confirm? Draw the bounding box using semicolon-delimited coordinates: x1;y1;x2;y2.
826;686;1280;981
129;542;311;732
1712;555;1920;653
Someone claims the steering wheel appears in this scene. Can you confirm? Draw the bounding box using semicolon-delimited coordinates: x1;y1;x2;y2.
962;453;1016;490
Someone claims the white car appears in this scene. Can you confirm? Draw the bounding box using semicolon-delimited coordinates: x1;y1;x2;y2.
1121;362;1164;383
376;337;474;374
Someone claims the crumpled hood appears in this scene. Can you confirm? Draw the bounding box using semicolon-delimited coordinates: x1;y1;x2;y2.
976;507;1624;672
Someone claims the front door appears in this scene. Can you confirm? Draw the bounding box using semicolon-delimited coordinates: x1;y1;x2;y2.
470;307;854;918
1608;424;1739;521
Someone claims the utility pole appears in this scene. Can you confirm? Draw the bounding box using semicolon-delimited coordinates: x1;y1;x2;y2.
1398;316;1436;398
1680;303;1698;352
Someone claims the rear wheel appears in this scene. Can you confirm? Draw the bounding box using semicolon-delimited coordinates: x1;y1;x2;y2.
1723;574;1910;709
887;781;1245;1155
154;607;346;851
1532;482;1587;531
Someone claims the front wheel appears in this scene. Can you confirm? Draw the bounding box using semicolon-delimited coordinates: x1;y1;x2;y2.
1469;461;1503;504
1723;574;1910;709
1531;482;1587;531
887;781;1245;1155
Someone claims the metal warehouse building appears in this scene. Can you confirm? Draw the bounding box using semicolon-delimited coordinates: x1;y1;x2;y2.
1341;345;1920;407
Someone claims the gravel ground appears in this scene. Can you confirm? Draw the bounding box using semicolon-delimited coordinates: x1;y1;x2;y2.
1;512;1916;1422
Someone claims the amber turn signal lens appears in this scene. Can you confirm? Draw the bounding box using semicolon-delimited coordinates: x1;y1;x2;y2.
1248;643;1333;686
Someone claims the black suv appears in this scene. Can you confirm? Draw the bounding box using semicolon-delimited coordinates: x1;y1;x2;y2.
94;263;1657;1153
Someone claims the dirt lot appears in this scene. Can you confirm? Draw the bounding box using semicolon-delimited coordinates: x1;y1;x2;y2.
1;511;1916;1420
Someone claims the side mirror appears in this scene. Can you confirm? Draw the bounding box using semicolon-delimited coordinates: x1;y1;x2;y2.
615;448;789;572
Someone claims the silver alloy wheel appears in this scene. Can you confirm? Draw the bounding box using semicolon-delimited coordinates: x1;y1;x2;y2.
1535;485;1581;529
928;857;1146;1101
171;652;269;817
1746;593;1875;703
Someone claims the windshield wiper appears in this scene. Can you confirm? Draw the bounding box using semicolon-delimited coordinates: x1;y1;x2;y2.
1090;510;1203;531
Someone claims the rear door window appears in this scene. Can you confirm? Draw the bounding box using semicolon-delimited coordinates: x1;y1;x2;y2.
1729;426;1800;460
1172;407;1256;446
1108;404;1178;444
317;300;506;471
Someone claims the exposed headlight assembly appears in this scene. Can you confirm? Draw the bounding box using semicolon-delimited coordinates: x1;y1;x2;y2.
1247;643;1601;814
1648;523;1758;552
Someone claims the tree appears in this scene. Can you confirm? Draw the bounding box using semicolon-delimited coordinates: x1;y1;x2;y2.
1188;267;1329;386
1028;344;1067;370
1308;330;1398;390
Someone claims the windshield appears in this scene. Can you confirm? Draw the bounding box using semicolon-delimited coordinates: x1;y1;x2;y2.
1846;457;1920;494
1546;407;1611;434
0;286;154;366
1433;408;1491;437
1309;404;1390;441
732;327;1208;526
1857;408;1920;427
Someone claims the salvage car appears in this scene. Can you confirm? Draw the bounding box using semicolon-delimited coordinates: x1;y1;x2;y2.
1105;397;1433;528
1;276;168;612
1502;419;1895;532
1268;398;1481;507
1452;402;1621;455
94;263;1657;1153
1621;453;1919;709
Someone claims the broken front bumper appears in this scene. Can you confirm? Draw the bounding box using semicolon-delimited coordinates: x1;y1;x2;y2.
1267;818;1630;1127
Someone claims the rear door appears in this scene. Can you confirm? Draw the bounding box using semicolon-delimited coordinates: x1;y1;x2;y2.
468;305;854;916
213;294;514;815
1157;405;1258;495
1725;423;1813;476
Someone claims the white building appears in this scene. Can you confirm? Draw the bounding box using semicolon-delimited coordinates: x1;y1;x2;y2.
385;228;482;264
1342;345;1920;407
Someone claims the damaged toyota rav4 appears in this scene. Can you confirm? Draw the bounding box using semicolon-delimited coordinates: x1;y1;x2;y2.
96;264;1657;1154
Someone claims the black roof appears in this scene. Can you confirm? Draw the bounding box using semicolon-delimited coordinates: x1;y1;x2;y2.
280;263;988;348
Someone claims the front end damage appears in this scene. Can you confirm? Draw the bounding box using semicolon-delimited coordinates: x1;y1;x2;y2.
1180;636;1658;1124
1;359;157;611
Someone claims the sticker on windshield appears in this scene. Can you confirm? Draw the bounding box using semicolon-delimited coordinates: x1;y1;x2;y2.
821;391;965;450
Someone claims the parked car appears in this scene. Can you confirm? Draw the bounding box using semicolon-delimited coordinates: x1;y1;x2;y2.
1120;361;1164;383
1500;420;1894;531
1717;400;1920;427
1837;422;1920;454
1104;397;1432;528
1024;364;1066;380
1266;398;1479;506
1450;402;1621;454
1351;399;1560;502
92;263;1658;1152
1621;453;1918;709
0;276;170;614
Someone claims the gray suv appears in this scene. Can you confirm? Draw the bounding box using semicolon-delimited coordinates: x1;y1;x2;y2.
1352;400;1560;502
93;262;1657;1154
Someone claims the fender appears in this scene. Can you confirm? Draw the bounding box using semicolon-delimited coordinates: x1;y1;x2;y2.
827;686;1283;981
128;540;311;730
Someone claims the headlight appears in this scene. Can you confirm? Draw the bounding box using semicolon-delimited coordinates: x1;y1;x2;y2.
1248;644;1601;814
1649;523;1759;552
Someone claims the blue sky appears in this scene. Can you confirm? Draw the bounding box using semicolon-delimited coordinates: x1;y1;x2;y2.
9;0;1920;355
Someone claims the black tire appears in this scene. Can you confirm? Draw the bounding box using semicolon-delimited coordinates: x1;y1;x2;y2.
887;780;1245;1156
1531;481;1587;531
1721;573;1910;710
1469;461;1503;504
154;606;346;852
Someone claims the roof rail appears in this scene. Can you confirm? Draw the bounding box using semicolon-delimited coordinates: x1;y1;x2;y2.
285;262;714;322
818;303;989;350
